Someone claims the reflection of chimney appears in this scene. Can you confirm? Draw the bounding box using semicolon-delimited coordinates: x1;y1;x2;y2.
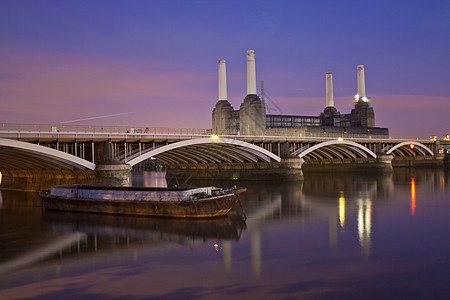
326;72;334;107
222;240;232;272
357;65;366;98
218;60;227;101
247;50;257;95
251;229;261;279
357;197;372;257
329;212;337;251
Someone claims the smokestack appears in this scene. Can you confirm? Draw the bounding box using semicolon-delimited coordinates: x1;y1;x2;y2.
357;65;366;98
218;60;227;101
326;72;334;107
247;50;257;95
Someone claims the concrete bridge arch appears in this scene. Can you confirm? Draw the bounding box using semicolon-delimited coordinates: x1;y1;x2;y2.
385;141;434;157
126;137;282;167
0;138;95;172
294;140;377;161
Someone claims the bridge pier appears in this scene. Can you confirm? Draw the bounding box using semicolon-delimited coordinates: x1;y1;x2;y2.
278;157;304;179
95;161;131;180
375;153;394;169
94;141;131;180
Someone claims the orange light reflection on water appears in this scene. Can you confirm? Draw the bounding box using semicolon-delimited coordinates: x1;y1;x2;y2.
411;177;416;216
338;192;345;229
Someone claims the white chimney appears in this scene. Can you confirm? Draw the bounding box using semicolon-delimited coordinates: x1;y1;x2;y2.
326;72;334;107
357;65;366;98
218;60;227;101
247;50;257;95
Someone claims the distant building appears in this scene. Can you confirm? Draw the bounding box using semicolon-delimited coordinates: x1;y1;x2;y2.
212;51;388;137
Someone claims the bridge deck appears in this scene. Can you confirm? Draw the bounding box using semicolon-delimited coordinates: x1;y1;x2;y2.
0;123;447;175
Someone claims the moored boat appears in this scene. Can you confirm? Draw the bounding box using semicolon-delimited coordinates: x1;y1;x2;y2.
39;185;246;218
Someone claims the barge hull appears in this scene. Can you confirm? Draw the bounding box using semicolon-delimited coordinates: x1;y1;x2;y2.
40;194;238;218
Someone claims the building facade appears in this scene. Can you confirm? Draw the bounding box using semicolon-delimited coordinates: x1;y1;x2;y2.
212;52;387;137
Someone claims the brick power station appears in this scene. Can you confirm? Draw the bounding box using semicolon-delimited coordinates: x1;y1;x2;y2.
212;50;389;137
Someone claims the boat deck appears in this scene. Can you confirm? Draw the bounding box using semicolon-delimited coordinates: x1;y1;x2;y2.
50;185;215;202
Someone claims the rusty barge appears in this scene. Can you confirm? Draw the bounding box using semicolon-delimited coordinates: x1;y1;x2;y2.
39;185;246;218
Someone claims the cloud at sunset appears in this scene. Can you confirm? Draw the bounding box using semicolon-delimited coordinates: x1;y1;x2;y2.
0;52;216;128
1;0;449;136
1;51;449;137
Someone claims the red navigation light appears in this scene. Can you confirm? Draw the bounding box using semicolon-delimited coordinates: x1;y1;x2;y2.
410;144;415;149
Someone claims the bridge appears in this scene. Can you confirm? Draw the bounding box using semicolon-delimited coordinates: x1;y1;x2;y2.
0;123;447;179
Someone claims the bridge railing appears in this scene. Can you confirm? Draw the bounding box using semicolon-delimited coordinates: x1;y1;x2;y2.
216;133;434;143
0;123;209;136
0;123;439;143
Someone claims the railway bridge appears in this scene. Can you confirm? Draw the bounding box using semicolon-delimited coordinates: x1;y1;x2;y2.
0;123;447;180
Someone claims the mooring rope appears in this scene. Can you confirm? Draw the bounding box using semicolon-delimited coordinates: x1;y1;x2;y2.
236;193;247;220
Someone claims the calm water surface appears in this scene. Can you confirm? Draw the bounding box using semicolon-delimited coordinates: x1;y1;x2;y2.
0;168;449;299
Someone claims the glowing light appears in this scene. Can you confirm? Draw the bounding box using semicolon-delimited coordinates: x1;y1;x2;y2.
338;137;343;141
410;144;415;149
211;134;219;139
339;192;345;229
354;94;360;102
411;178;416;216
361;96;369;102
0;171;2;185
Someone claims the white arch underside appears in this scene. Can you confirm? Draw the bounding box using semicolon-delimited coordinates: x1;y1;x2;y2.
386;141;434;156
126;138;281;166
0;138;95;170
297;140;377;159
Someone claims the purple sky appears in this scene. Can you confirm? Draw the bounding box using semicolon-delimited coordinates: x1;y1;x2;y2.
1;0;449;137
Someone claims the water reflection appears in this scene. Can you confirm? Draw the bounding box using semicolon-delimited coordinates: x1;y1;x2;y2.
0;211;245;276
0;232;87;275
357;197;372;257
130;171;167;188
302;171;391;199
338;191;345;229
0;170;417;270
302;172;391;257
1;168;450;298
411;177;416;216
46;211;244;242
246;193;283;279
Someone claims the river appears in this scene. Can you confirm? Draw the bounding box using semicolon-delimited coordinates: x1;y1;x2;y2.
0;168;449;299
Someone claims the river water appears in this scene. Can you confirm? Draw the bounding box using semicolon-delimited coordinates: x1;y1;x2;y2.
0;168;449;299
